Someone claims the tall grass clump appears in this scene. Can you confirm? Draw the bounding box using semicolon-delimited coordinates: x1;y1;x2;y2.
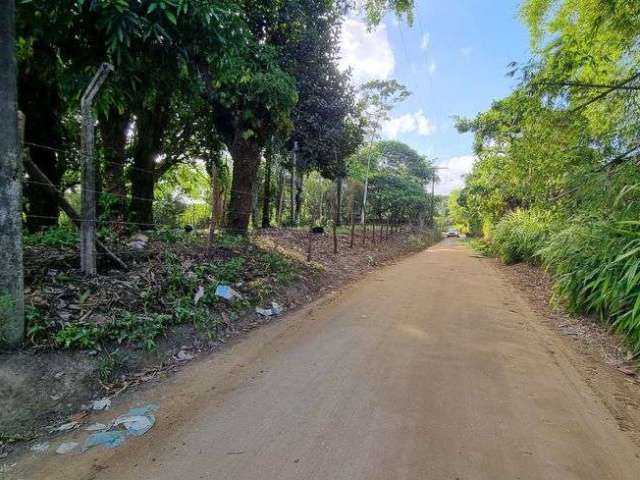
539;184;640;351
492;208;552;264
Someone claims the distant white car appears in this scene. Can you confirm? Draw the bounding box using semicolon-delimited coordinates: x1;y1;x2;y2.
446;228;460;238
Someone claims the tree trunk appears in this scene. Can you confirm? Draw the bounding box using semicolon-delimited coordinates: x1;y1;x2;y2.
251;172;260;230
276;165;285;226
0;0;24;347
215;175;224;226
294;173;304;225
335;176;343;226
350;206;356;248
227;133;262;234
18;44;63;232
207;163;218;254
129;97;169;228
98;107;130;221
289;153;296;225
261;148;272;228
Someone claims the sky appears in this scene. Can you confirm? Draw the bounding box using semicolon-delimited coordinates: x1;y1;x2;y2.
339;0;531;194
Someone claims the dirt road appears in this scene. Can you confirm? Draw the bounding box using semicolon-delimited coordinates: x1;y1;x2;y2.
12;239;640;479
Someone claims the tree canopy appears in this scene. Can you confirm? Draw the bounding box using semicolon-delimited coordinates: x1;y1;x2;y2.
13;0;425;234
455;0;640;351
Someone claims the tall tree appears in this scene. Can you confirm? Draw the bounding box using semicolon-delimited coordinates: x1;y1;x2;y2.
190;0;415;233
190;2;297;233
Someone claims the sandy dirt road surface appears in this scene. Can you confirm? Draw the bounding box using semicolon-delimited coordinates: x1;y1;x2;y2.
10;239;640;479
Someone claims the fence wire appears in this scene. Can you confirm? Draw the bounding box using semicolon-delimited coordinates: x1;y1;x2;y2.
21;140;426;272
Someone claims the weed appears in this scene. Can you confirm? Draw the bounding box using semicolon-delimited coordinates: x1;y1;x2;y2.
24;226;77;248
211;257;246;283
216;233;247;249
252;251;298;284
97;349;128;383
107;311;171;351
54;323;101;350
25;305;50;346
50;311;171;351
246;278;274;305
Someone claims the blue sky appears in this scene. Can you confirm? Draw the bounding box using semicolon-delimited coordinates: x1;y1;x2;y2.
339;0;531;193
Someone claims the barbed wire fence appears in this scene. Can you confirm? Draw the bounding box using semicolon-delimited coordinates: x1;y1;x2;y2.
21;133;428;274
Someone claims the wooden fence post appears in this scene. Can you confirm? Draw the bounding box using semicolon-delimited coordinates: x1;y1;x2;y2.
362;221;367;247
80;63;112;275
350;209;355;248
307;230;313;262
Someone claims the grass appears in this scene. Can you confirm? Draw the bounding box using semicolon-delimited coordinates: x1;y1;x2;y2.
24;225;78;248
539;216;640;352
491;209;552;264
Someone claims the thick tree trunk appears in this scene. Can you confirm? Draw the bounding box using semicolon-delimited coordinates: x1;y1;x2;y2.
0;0;24;347
129;98;169;228
261;149;273;228
98;107;130;221
19;45;63;232
251;174;260;229
227;133;262;234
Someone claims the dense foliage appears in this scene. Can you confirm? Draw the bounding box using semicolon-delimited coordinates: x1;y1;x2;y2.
15;0;422;237
454;0;640;350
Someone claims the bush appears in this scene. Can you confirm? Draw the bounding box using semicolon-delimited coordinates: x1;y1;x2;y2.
53;311;172;351
24;225;77;248
180;203;211;228
492;209;552;264
539;216;640;351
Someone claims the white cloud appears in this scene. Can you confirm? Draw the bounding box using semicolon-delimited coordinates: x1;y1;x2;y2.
428;62;437;75
339;18;394;84
382;110;436;139
434;155;476;195
420;32;430;50
459;46;473;57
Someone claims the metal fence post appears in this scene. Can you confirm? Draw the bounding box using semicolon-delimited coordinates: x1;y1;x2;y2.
80;63;113;275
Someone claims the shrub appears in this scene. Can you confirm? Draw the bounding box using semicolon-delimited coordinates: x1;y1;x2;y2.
492;209;552;264
180;203;211;228
539;216;640;351
24;225;77;248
